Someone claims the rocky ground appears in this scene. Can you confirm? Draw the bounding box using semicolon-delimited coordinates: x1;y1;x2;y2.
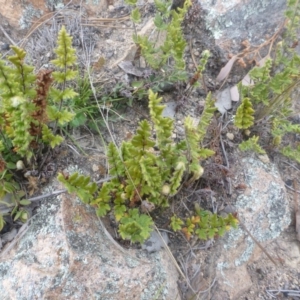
0;0;299;299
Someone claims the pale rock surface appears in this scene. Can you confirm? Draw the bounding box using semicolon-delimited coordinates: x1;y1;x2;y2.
200;0;286;46
214;156;291;299
0;0;106;29
0;190;180;299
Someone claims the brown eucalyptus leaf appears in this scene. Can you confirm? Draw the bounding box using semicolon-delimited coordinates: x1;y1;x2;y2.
215;87;232;114
241;55;270;86
93;56;105;70
140;200;155;213
241;73;253;86
257;55;271;67
118;60;143;77
216;56;237;82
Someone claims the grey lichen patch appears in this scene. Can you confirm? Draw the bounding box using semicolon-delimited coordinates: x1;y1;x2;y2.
140;252;169;300
221;156;291;267
201;0;286;43
45;0;65;10
19;4;43;29
125;256;140;268
234;236;255;267
0;262;10;278
22;199;61;238
67;231;99;253
61;274;88;297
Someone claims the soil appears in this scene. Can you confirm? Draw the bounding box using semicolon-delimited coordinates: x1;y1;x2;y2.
0;1;299;300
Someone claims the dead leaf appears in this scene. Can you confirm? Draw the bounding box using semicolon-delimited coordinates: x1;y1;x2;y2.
230;85;239;101
118;61;143;77
93;56;105;71
241;55;270;86
215;87;232;114
257;55;270;67
181;227;192;240
125;131;133;140
241;73;253;86
216;56;238;82
140;200;155;213
27;176;39;196
235;183;247;190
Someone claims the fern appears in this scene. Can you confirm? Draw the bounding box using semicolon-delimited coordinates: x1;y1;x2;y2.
234;0;300;162
57;172;98;204
170;215;184;231
169;160;186;195
280;145;300;163
133;0;191;71
0;26;78;162
92;182;114;217
58;87;236;243
234;97;255;129
41;124;64;148
48;26;78;128
119;208;153;243
0;47;37;159
107;143;126;178
197;92;216;143
239;136;266;154
149;90;174;148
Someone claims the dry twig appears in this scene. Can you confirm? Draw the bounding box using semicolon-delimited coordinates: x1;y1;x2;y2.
0;24;16;46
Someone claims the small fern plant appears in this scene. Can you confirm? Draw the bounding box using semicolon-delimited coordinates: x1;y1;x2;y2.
132;0;190;76
234;0;300;161
58;90;239;243
0;26;78;230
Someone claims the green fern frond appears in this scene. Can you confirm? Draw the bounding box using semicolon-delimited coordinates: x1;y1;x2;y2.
8;46;36;98
41;124;64;148
107;142;126;178
51;26;77;70
57;172;98;204
47;105;74;125
281;145;300;163
197;92;216;143
139;155;160;187
239;135;266;154
131;120;156;151
234;97;255;129
119;208;154;243
92;182;113;217
149;89;174;148
169;160;185;195
170;215;184;231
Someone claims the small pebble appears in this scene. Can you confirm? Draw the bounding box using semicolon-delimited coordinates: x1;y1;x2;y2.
92;164;99;172
16;160;25;170
226;132;234;140
258;154;270;164
1;43;10;51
